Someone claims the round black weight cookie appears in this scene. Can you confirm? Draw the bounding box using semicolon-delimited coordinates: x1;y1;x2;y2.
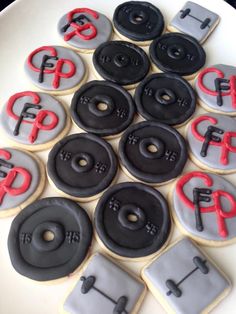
94;182;171;259
71;80;135;137
47;133;118;200
149;33;206;77
8;197;93;281
134;73;196;126
113;1;164;43
93;40;150;87
119;121;187;185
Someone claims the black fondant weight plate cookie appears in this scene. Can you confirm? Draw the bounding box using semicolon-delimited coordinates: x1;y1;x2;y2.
71;80;135;138
93;41;150;88
94;182;171;260
134;73;196;126
119;121;187;185
8;197;93;282
149;33;206;79
113;1;165;45
47;133;118;201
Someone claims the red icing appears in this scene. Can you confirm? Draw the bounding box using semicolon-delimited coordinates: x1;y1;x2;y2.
198;67;236;109
0;149;32;205
191;115;236;165
6;91;59;143
27;46;76;89
64;8;98;41
176;171;236;238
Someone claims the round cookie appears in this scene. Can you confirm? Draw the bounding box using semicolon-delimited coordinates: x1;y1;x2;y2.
25;45;87;95
47;133;118;202
134;73;196;126
186;113;236;173
71;80;135;138
0;147;45;218
57;8;112;53
113;1;165;46
118;121;188;185
92;40;150;89
0;91;71;151
149;32;206;80
171;171;236;246
94;182;171;260
8;197;93;282
195;64;236;115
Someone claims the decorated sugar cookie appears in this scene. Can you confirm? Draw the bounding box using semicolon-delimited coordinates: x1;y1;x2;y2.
134;73;196;126
186;113;236;173
47;133;118;202
93;40;150;89
25;45;87;95
8;197;92;282
113;1;165;45
195;64;236;115
94;182;171;260
149;32;206;80
61;253;146;314
168;1;220;44
57;8;112;52
172;171;236;246
0;91;71;151
71;80;135;138
119;121;187;185
0;148;45;217
142;238;231;314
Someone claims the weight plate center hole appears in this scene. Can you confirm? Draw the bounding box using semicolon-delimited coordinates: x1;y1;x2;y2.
161;93;171;102
127;213;138;223
147;144;158;153
134;14;143;22
43;230;55;242
78;158;88;167
97;102;108;111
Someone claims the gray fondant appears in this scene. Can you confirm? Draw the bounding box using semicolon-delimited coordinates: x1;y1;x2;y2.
143;238;230;314
170;1;219;43
57;10;112;50
173;172;236;241
24;46;86;91
187;113;236;170
0;92;66;145
195;64;236;113
0;148;40;211
64;253;145;314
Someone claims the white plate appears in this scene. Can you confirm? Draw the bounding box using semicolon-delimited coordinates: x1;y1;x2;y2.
0;0;236;313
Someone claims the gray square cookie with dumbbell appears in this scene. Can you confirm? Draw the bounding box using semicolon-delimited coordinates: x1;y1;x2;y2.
142;237;231;314
168;2;220;43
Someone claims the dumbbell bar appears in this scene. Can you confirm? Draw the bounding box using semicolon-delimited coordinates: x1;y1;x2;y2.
180;9;211;29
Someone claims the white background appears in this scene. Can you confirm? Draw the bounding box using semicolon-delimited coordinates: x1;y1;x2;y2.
0;0;236;313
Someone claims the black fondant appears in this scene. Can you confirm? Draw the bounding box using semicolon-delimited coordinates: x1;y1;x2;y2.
47;133;118;198
134;73;196;126
93;41;150;86
200;125;224;157
71;80;135;137
193;188;212;232
118;121;187;184
149;33;206;76
214;78;230;107
94;182;171;258
7;197;93;281
113;1;164;41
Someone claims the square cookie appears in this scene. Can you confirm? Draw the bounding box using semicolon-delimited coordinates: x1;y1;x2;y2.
168;2;220;43
142;238;231;314
61;253;146;314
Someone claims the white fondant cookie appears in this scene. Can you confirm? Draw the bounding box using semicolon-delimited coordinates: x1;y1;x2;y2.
195;64;236;115
142;237;231;314
168;1;220;43
57;8;112;52
61;253;146;314
0;147;45;217
172;171;236;246
0;91;71;151
24;45;87;95
186;113;236;173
